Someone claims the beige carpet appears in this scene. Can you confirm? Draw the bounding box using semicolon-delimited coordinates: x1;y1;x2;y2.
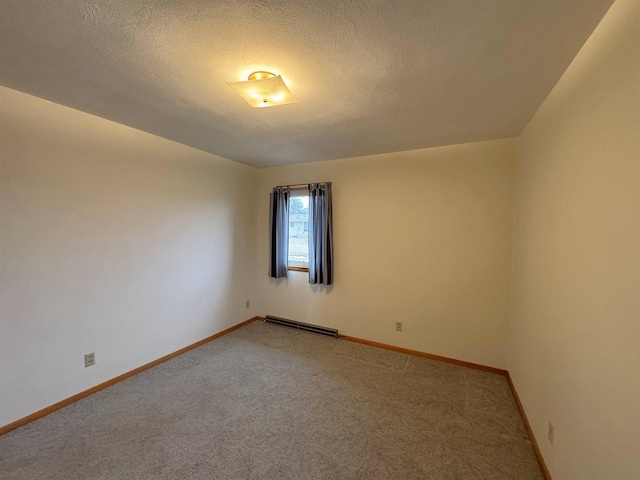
0;321;543;479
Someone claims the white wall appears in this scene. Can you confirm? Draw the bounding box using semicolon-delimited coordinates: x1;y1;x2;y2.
0;87;257;426
256;138;518;369
508;0;640;478
4;8;638;477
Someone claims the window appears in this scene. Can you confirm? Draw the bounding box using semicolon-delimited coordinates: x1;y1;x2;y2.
269;182;332;282
288;189;309;271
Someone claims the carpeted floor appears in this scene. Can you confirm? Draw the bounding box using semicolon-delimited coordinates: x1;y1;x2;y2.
0;321;543;479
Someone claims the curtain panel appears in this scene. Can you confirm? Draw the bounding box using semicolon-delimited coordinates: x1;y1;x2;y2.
269;186;290;278
308;182;334;285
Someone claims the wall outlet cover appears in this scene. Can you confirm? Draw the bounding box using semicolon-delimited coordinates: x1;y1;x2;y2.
84;352;95;368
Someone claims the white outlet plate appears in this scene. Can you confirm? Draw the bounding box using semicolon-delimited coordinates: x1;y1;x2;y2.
246;300;250;309
84;352;95;368
395;321;403;332
548;422;554;445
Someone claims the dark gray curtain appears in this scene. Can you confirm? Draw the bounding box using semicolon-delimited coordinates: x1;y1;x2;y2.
308;182;333;285
269;186;290;278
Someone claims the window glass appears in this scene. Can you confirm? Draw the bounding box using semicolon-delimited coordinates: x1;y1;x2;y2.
288;190;309;267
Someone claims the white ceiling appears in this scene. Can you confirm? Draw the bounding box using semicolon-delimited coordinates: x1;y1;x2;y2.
0;0;613;168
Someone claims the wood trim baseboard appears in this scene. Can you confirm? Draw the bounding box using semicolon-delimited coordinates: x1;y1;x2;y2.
341;334;550;477
340;334;508;376
0;316;263;437
506;373;552;480
0;316;551;480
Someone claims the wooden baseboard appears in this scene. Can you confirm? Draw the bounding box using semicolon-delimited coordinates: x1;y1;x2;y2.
340;334;508;376
506;373;552;480
0;316;263;436
1;316;551;480
341;334;549;477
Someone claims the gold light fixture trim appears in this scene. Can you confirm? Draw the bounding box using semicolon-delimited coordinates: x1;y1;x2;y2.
227;71;298;108
247;71;275;81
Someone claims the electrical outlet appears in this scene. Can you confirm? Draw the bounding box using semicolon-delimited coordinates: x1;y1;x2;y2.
547;422;554;445
84;352;95;368
245;300;250;309
395;321;402;332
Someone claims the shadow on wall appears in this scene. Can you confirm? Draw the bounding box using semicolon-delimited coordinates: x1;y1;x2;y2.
197;162;256;327
310;283;333;294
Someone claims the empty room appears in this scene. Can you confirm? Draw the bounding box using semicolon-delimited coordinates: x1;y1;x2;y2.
0;1;638;479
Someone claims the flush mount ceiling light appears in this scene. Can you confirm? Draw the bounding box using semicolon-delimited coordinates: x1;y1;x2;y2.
227;71;298;108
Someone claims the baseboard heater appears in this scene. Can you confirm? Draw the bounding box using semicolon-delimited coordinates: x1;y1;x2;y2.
264;315;339;338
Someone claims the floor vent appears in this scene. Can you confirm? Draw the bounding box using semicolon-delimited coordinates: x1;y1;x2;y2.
264;315;338;338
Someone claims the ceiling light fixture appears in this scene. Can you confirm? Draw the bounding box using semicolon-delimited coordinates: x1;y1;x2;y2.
227;71;298;108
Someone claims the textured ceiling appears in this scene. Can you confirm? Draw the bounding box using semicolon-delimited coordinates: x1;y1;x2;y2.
0;0;613;168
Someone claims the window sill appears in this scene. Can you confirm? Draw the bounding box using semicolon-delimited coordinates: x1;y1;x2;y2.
288;266;309;273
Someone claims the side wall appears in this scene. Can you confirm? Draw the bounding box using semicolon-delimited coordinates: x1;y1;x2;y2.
508;0;640;478
0;87;257;426
256;138;518;369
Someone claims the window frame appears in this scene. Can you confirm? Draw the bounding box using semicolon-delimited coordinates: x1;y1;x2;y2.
287;265;309;272
287;187;310;272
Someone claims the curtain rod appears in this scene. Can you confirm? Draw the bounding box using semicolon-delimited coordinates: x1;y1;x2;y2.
275;182;328;189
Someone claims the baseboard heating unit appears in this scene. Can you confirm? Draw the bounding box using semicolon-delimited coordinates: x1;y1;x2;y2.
264;315;339;338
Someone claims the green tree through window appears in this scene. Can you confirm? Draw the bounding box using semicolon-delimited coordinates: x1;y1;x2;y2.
289;197;308;215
